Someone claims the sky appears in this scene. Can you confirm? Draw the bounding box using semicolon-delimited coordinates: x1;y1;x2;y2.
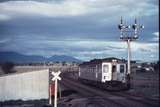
0;0;159;61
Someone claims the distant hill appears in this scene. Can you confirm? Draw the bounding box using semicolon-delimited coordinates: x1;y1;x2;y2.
48;55;81;62
0;51;82;63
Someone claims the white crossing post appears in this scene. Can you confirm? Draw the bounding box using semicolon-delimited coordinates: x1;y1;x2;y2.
51;71;61;107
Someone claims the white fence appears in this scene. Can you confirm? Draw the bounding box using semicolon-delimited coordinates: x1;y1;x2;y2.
0;69;49;101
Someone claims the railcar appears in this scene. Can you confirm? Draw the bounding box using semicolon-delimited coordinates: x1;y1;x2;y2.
78;57;130;90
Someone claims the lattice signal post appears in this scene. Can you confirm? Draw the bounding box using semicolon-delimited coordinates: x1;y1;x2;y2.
118;17;144;87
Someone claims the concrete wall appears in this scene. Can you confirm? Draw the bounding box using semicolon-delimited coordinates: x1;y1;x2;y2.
0;69;49;101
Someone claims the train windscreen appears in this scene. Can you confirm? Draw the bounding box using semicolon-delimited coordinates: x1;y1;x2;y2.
103;65;109;73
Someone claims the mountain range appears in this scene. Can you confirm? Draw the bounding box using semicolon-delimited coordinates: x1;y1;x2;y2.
0;51;82;63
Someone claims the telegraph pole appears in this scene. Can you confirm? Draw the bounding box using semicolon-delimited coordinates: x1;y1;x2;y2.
118;17;144;88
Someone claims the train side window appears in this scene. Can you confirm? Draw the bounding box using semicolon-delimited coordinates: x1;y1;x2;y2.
120;65;124;73
103;65;109;73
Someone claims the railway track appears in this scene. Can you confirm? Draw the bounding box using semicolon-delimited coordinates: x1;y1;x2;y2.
60;77;159;107
60;79;125;107
109;91;159;106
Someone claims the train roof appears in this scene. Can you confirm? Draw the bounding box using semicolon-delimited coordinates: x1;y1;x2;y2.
80;57;126;66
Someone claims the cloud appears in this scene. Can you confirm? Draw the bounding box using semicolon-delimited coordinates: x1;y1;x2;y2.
131;42;158;52
0;14;10;21
0;0;88;17
153;32;159;36
0;0;159;61
0;38;11;43
152;32;159;41
0;36;158;61
0;0;158;18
